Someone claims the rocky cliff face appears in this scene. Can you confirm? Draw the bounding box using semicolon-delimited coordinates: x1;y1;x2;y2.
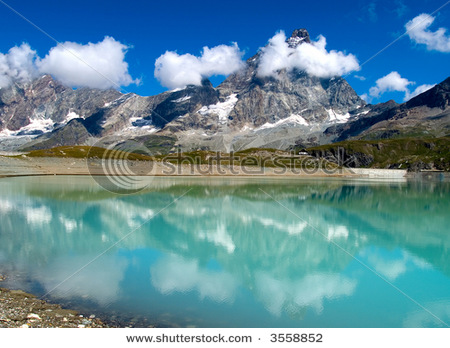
0;30;448;153
0;75;123;149
0;75;121;133
327;77;450;142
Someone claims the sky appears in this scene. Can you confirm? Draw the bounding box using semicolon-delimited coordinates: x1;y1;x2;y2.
0;0;449;103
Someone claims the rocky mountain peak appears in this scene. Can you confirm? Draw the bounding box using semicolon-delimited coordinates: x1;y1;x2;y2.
405;76;449;109
286;28;311;48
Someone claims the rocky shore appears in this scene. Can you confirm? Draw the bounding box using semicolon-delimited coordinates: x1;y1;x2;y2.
0;286;111;328
0;272;111;328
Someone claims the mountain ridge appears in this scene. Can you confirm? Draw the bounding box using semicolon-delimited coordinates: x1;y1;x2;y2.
0;29;448;153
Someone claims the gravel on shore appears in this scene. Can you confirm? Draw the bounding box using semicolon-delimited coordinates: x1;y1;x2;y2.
0;284;111;328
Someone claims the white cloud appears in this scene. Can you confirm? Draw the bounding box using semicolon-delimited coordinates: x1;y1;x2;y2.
37;36;136;89
0;37;136;90
0;43;37;88
403;301;450;328
404;83;435;101
257;31;360;78
150;254;238;303
360;93;371;103
354;74;366;81
255;272;356;316
154;43;245;90
369;71;412;98
366;249;431;282
367;71;435;102
37;254;128;306
405;13;450;52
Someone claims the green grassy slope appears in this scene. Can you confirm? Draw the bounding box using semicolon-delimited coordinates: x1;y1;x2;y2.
306;137;450;171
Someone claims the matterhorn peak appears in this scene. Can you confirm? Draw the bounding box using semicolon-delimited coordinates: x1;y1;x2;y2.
286;28;311;48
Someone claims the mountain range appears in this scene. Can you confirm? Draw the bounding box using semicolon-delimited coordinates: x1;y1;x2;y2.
0;29;449;154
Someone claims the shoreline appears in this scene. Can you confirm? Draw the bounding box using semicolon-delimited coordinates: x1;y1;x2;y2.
0;272;166;328
0;285;113;328
0;156;408;179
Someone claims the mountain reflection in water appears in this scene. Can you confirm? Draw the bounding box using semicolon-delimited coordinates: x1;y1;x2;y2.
0;176;448;327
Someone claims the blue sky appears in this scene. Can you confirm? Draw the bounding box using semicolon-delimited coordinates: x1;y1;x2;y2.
0;0;449;103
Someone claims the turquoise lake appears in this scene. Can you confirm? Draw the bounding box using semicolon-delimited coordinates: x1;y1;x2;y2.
0;175;449;328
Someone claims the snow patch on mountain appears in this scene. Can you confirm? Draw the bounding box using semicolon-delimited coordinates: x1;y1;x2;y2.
240;125;254;132
22;118;55;134
0;117;55;137
286;36;306;48
257;114;309;131
327;109;350;123
104;93;135;108
198;94;238;125
172;95;191;103
66;111;83;121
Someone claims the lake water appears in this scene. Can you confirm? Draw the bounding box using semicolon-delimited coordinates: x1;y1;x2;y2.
0;175;449;328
